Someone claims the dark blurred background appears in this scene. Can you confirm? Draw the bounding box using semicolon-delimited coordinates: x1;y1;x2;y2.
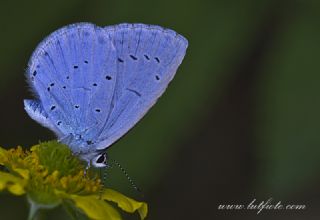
0;0;320;219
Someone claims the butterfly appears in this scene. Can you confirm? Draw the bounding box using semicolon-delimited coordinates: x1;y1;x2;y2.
24;23;188;168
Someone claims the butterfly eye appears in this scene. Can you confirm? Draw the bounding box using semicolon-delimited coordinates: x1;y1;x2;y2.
92;152;108;168
96;153;107;164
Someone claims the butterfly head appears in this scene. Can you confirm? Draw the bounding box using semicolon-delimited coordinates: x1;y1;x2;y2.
92;151;108;168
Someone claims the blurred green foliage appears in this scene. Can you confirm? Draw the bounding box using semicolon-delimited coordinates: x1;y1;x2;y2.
256;3;320;195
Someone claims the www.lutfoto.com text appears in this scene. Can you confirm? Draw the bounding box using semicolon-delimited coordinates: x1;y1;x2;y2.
218;198;306;214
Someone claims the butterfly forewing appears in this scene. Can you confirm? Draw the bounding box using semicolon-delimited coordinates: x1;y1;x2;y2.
95;24;188;150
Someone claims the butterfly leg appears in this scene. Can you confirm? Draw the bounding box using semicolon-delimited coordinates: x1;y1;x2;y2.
83;161;91;177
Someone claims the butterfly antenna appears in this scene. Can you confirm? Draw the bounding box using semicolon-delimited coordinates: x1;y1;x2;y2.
99;168;103;199
109;158;143;196
99;165;112;199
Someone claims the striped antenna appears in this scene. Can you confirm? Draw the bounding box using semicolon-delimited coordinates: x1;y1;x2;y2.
99;164;112;199
109;158;143;196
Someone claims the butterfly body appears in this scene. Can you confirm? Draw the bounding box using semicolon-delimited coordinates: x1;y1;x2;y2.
24;23;188;167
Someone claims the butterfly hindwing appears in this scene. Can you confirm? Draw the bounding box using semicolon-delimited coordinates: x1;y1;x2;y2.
24;99;63;137
25;23;117;152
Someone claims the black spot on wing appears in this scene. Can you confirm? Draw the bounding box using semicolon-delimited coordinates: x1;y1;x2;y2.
126;88;141;97
130;55;138;60
106;75;112;80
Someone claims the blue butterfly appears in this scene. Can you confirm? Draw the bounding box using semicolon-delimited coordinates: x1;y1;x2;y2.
24;23;188;168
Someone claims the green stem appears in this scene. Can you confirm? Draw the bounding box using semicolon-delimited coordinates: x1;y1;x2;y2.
27;195;60;220
28;200;40;220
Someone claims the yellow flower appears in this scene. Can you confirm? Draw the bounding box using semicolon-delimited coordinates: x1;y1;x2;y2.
0;141;147;220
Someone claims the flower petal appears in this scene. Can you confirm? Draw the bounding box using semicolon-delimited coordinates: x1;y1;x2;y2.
0;171;26;195
101;189;148;220
66;193;122;220
0;147;7;165
12;168;30;179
